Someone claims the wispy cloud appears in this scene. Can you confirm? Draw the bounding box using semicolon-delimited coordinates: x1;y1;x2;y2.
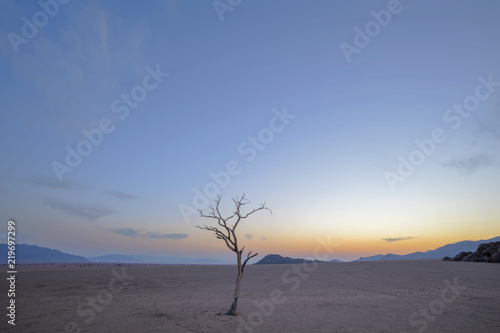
382;236;414;243
441;154;497;174
104;191;139;200
107;228;188;240
43;198;114;220
245;233;253;240
108;228;140;237
144;232;188;240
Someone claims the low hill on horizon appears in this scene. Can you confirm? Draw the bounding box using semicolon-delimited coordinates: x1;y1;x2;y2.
255;254;343;265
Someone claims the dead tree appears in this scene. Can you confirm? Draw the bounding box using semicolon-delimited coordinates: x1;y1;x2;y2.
196;194;271;315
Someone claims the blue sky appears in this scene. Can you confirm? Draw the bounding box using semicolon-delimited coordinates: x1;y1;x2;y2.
1;0;499;261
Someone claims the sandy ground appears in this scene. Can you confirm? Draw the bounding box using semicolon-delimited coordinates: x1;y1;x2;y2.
1;260;499;333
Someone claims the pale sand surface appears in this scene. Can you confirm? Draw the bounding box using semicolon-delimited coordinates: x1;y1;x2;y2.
1;260;499;332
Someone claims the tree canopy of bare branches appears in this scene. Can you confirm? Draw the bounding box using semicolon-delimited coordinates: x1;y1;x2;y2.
196;194;271;315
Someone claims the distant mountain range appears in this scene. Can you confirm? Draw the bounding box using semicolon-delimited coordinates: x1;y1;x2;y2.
255;254;343;265
0;244;90;263
0;244;234;264
355;236;500;262
254;236;500;264
4;236;499;264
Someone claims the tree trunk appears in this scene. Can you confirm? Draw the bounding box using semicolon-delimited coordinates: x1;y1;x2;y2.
227;272;242;315
227;252;243;315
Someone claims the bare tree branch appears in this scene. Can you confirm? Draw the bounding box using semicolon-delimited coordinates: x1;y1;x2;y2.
196;224;235;252
242;251;258;272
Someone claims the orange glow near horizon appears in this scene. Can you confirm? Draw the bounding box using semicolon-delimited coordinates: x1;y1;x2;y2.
188;232;500;261
58;208;500;261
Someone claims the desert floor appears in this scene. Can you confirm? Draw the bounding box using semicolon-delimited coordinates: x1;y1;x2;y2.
1;260;499;333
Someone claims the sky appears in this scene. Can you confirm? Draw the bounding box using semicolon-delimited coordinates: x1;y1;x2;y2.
0;0;499;262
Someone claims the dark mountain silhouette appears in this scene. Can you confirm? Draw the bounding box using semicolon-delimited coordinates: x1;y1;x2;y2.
443;241;500;263
255;254;342;265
